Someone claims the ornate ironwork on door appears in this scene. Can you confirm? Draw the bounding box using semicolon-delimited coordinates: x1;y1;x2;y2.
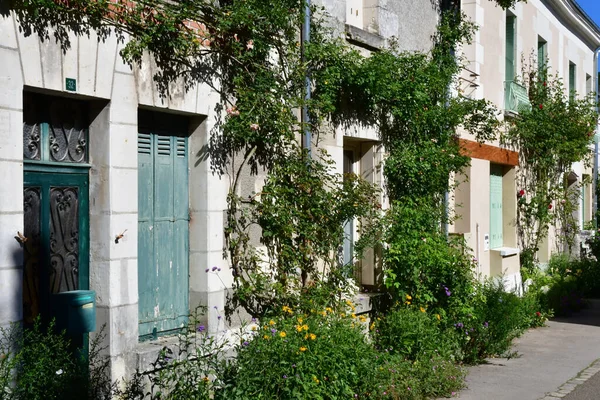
23;92;89;164
49;187;80;294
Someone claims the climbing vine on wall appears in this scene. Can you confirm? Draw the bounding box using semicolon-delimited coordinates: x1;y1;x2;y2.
502;57;598;268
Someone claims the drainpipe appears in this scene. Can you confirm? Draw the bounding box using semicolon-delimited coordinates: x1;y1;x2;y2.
594;47;600;228
302;0;311;158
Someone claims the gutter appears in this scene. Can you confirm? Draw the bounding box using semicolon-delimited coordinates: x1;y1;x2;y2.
593;46;600;227
302;0;311;157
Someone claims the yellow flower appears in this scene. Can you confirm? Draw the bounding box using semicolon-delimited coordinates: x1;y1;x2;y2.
436;314;441;320
351;313;357;319
269;320;275;326
370;322;375;330
313;376;320;384
420;307;426;313
302;324;309;331
406;294;412;300
326;307;333;313
251;326;257;331
296;325;303;332
309;333;316;340
320;311;327;317
297;317;303;324
263;335;270;340
279;331;287;338
202;377;209;382
405;301;411;305
359;315;367;323
300;346;307;352
282;306;293;314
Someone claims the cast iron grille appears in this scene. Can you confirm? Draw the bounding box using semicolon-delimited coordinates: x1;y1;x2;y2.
22;92;89;164
23;123;41;161
49;187;80;293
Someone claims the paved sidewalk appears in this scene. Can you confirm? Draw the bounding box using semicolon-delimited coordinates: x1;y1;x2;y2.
453;301;600;400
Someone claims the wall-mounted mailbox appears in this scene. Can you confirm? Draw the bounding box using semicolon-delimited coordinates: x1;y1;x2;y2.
52;290;96;334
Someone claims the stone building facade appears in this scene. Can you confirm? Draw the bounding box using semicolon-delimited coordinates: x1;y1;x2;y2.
0;0;441;381
452;0;600;288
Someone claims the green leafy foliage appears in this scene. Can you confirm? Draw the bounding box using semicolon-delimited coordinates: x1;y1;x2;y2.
226;148;381;319
0;319;114;400
373;307;460;361
218;310;464;400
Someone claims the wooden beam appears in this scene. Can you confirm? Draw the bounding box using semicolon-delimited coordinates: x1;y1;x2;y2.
459;139;519;166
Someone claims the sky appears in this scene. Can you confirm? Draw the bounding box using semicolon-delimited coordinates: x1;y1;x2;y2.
576;0;600;29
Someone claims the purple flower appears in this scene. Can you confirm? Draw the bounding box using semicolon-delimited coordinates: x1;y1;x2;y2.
283;374;288;379
205;268;210;273
484;321;489;328
217;268;222;272
212;266;218;271
251;317;257;323
454;322;463;329
444;286;452;296
217;315;222;320
242;341;249;346
271;328;277;334
197;325;206;332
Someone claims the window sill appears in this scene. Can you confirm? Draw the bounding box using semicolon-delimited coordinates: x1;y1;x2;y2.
491;247;520;257
344;24;385;51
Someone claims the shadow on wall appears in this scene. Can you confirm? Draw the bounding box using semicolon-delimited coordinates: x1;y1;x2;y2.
6;238;24;326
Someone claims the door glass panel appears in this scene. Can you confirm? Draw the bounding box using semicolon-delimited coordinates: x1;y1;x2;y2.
49;187;80;293
23;187;41;324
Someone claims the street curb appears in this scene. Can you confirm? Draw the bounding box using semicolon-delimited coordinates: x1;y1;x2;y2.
538;358;600;399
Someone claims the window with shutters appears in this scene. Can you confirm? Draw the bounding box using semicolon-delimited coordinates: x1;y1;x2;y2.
569;62;577;102
537;37;547;74
505;15;516;83
490;164;504;249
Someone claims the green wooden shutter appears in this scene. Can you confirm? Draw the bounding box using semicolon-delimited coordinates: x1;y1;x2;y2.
581;183;586;230
505;16;516;82
569;63;576;101
138;132;189;339
490;165;503;249
538;41;546;73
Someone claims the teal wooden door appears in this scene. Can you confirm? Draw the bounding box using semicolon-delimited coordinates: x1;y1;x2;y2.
23;171;89;326
490;165;503;249
138;132;189;339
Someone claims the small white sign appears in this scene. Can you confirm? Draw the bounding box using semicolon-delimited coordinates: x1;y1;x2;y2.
483;234;490;251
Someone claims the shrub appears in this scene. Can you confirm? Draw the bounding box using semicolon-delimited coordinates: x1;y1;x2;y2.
373;306;460;362
0;318;114;400
383;201;478;322
457;279;537;363
216;307;465;400
217;311;380;399
372;353;465;400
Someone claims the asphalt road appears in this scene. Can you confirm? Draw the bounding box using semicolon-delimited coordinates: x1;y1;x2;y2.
563;371;600;400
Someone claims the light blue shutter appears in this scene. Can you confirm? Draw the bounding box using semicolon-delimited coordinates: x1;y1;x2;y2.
505;16;516;82
138;132;189;339
490;165;503;249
